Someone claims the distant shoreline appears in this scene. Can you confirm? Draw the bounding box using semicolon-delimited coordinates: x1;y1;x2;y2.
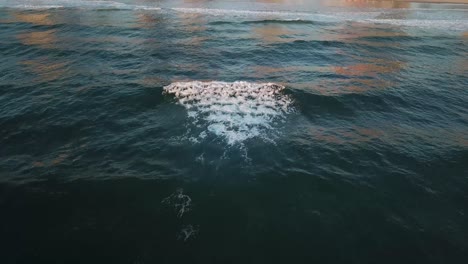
398;0;468;4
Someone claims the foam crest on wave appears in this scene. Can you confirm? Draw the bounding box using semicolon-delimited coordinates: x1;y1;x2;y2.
361;18;468;31
164;81;293;145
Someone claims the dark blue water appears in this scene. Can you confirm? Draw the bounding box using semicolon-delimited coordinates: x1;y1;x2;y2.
1;0;467;263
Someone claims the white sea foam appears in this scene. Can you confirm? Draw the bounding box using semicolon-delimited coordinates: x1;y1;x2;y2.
12;5;64;9
133;6;161;11
178;225;199;242
171;7;339;23
162;188;192;218
164;81;294;145
360;19;468;31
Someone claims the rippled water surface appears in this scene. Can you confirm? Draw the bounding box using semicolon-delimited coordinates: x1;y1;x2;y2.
1;0;467;263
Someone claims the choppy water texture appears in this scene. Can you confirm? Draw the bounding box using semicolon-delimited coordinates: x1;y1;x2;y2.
1;0;468;263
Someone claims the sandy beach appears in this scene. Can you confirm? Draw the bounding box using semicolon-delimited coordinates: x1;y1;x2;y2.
399;0;468;3
328;0;468;8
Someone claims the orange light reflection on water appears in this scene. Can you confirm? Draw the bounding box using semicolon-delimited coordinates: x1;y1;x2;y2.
12;9;69;83
21;59;69;83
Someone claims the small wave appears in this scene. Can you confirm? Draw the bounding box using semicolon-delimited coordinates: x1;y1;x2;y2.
133;6;161;11
171;8;468;30
208;18;328;26
208;21;237;25
241;19;327;25
361;18;468;31
171;7;308;17
164;81;294;145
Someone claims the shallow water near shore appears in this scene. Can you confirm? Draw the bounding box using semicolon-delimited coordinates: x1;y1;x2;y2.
1;0;467;263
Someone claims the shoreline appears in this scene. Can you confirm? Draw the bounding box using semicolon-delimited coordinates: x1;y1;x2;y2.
328;0;468;8
397;0;468;4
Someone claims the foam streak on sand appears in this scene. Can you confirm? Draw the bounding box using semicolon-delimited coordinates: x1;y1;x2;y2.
164;81;293;145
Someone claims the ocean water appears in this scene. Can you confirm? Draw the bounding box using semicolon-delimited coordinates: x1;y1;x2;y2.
0;0;467;263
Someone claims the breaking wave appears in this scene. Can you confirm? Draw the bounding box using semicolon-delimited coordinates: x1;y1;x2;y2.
164;81;294;146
